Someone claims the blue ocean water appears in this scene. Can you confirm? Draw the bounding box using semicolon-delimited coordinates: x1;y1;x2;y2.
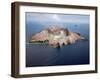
26;22;89;67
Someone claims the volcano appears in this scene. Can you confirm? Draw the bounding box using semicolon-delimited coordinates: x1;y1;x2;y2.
30;26;85;48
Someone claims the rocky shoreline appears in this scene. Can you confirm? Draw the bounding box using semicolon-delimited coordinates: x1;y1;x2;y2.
30;26;85;48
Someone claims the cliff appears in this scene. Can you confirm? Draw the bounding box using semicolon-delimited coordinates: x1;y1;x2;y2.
30;26;85;48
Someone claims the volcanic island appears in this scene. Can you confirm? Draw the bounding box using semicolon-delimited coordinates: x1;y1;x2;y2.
30;26;85;48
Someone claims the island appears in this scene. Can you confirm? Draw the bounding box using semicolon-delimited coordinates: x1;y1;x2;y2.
30;26;85;48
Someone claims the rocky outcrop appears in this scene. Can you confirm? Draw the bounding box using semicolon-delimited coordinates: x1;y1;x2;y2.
30;26;85;48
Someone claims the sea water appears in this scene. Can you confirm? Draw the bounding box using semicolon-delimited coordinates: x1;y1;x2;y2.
26;22;89;67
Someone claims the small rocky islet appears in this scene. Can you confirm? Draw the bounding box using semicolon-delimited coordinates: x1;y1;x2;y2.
30;26;85;48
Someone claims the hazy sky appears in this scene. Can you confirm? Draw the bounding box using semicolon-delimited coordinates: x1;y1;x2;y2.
26;12;89;24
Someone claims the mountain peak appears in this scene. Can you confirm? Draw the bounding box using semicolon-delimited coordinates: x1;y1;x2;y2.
30;26;85;48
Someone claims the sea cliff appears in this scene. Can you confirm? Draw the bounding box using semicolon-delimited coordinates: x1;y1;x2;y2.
30;26;85;48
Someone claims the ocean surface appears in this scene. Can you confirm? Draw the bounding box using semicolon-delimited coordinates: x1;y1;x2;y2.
26;22;89;67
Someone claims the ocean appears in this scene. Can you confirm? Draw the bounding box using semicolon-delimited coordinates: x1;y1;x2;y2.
26;22;89;67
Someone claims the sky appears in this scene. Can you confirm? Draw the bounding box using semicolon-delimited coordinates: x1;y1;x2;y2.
26;12;90;24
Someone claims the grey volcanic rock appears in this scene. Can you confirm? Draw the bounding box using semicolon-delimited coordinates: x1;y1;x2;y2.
30;26;85;48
